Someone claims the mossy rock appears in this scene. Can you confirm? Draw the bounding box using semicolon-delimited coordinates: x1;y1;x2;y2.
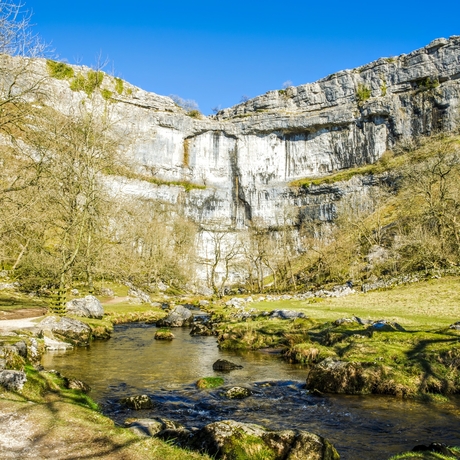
190;419;340;460
196;377;224;389
389;444;460;459
222;386;252;399
154;329;175;340
120;394;154;410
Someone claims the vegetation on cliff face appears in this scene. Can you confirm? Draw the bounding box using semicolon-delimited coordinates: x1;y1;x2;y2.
285;133;460;289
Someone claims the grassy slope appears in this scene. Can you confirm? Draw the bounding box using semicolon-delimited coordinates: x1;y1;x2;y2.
249;276;460;329
215;277;460;398
0;290;48;313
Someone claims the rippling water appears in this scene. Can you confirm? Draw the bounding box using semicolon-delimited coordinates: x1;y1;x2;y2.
42;323;460;460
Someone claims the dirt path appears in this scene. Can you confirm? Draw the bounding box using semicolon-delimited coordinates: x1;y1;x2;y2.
0;317;44;332
102;296;130;305
0;308;46;321
0;398;208;459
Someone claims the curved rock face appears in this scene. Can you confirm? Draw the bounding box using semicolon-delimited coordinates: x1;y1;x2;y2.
30;37;460;230
9;38;460;284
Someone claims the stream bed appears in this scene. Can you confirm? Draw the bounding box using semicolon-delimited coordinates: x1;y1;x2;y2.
42;323;460;460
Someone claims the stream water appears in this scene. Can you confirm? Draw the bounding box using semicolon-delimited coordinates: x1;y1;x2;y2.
42;323;460;460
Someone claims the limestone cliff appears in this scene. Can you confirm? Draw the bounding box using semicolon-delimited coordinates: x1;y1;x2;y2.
101;37;460;229
5;37;460;286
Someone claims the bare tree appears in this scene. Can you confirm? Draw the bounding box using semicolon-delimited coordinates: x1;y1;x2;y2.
396;138;460;270
0;1;48;136
106;197;197;290
169;94;199;112
201;228;241;296
241;218;279;292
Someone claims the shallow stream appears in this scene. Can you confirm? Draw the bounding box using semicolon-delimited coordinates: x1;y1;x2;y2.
42;323;460;460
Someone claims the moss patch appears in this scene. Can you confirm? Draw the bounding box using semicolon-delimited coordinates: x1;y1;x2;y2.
196;377;224;389
220;430;277;460
103;163;206;192
114;77;124;95
46;60;74;80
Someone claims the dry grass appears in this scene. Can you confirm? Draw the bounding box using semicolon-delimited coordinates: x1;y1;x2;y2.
249;277;460;330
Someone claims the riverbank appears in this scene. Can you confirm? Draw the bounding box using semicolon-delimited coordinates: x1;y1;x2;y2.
1;277;460;458
0;366;210;459
206;276;460;399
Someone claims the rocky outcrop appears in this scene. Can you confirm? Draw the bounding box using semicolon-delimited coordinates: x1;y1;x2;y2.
190;420;340;460
156;305;193;327
0;370;27;391
66;295;104;319
39;316;92;346
125;417;340;459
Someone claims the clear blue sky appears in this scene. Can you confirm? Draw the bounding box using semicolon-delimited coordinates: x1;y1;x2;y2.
26;0;460;114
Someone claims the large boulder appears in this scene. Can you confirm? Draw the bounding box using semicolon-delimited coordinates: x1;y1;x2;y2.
39;316;92;346
190;420;340;460
66;295;104;319
157;305;193;327
0;370;27;391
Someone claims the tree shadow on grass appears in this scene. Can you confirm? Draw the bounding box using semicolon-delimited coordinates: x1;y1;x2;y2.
405;331;460;394
0;383;205;459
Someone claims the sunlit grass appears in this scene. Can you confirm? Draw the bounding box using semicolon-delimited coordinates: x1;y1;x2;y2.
245;277;460;330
